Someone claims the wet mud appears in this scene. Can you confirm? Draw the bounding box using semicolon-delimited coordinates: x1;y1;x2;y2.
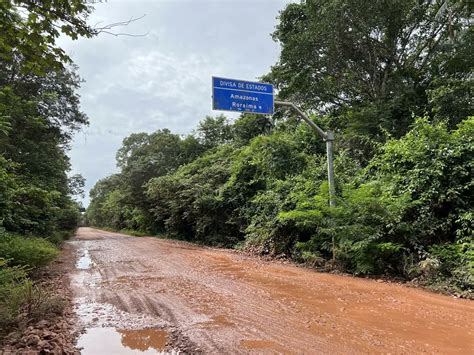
69;227;473;354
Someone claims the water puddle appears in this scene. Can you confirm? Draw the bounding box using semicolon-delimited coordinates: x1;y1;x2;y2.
77;327;169;354
77;250;93;270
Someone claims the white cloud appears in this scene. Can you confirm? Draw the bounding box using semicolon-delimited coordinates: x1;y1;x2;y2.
62;0;293;205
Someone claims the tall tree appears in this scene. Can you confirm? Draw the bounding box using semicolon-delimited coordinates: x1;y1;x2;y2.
196;115;233;149
268;0;472;159
0;0;94;235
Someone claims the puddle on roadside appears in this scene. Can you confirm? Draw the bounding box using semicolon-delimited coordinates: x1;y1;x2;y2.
77;250;92;270
77;327;169;354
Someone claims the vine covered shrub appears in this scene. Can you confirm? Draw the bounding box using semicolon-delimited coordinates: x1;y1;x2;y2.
370;117;474;245
280;181;410;274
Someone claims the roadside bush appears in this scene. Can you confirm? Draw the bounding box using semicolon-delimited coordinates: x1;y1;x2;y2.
47;229;76;245
55;200;82;232
147;144;242;246
425;242;474;293
278;117;473;282
0;234;58;269
243;186;296;255
280;180;411;274
369;117;474;245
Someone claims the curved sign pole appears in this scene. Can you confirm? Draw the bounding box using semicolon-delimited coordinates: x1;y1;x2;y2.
275;100;336;260
274;100;336;209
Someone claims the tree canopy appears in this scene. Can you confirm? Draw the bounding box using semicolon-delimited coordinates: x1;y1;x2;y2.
267;0;472;160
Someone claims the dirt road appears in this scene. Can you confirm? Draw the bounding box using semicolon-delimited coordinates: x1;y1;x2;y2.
69;228;473;354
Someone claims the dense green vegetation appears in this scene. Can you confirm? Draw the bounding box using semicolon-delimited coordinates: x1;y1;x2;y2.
1;0;94;336
87;0;473;295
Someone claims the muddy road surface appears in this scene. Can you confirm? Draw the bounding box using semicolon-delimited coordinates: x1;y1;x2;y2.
69;228;473;354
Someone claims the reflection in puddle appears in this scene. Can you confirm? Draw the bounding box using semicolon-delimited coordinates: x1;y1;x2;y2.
78;327;169;354
119;328;168;351
77;250;92;269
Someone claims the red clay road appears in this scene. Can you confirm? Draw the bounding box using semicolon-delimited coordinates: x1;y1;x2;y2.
70;227;474;354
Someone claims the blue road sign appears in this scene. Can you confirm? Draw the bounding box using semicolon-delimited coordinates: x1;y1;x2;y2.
212;77;274;115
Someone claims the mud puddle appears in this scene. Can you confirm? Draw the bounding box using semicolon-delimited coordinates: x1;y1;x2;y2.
77;327;172;354
73;299;179;354
77;249;93;269
71;238;189;353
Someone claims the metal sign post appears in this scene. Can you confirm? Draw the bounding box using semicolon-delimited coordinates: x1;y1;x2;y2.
274;100;336;260
274;101;336;208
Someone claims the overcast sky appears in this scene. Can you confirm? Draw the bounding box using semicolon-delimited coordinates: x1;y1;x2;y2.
59;0;292;205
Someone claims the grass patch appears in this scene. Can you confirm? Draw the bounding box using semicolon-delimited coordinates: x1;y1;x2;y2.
0;259;65;338
0;259;30;332
0;234;58;269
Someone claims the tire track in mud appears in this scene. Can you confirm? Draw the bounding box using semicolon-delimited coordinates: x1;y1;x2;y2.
69;227;474;354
